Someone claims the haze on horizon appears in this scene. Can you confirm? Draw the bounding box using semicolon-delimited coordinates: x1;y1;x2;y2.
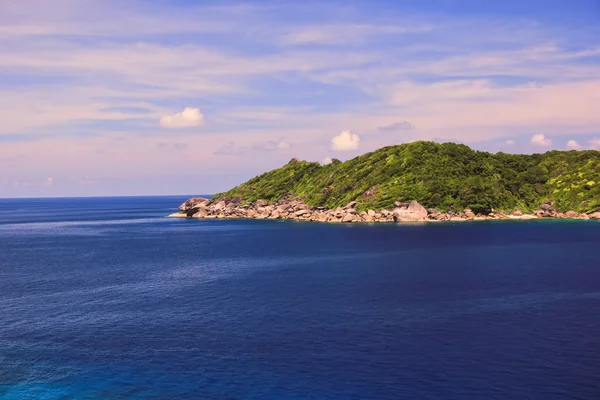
1;0;599;198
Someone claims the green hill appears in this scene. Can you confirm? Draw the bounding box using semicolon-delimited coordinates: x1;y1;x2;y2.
214;141;600;214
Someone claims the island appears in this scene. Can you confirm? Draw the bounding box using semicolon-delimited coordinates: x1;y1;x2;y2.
171;141;600;222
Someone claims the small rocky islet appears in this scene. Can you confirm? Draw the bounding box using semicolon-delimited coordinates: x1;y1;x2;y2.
170;141;600;223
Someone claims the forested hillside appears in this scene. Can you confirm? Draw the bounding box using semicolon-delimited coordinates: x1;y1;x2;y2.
214;141;600;213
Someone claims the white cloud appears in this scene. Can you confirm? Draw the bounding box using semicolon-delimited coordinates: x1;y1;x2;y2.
505;139;515;145
159;107;204;128
331;130;360;151
322;157;332;165
567;140;581;150
531;134;552;147
589;138;600;150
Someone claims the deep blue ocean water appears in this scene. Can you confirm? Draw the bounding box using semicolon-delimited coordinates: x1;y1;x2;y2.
1;196;599;399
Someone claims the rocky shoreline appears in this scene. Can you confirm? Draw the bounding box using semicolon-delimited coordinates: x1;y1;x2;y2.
170;197;600;223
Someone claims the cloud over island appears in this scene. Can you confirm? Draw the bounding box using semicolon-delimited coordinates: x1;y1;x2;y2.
331;131;360;151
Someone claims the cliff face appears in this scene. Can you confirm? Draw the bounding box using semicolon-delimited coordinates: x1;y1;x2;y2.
211;141;600;214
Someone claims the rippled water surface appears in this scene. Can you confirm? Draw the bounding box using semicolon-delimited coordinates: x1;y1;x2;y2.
1;196;599;399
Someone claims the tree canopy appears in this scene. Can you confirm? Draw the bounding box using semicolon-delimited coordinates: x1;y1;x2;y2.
214;141;600;213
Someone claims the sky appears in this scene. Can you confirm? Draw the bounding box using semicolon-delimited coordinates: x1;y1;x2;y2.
1;0;600;198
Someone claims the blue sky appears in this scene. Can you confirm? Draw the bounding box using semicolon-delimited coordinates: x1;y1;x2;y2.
1;0;600;197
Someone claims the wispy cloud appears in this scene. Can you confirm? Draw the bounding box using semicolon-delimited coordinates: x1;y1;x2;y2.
1;0;600;196
214;138;292;156
279;23;433;45
252;139;291;152
378;121;415;132
157;142;188;150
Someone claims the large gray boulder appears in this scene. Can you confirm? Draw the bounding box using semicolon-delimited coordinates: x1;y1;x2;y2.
178;197;210;211
393;200;428;221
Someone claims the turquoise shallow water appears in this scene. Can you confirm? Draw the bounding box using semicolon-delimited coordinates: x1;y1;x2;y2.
1;196;599;399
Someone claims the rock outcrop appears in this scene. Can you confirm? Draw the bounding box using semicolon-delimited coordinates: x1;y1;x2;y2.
169;197;598;223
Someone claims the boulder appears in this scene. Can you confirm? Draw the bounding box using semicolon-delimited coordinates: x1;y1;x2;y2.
464;209;475;219
178;197;210;211
213;200;227;212
341;214;355;223
589;212;600;220
565;211;579;219
407;200;428;218
316;213;329;223
192;210;208;218
344;201;358;209
256;199;268;207
512;210;523;217
393;200;428;221
269;211;281;219
295;209;311;217
367;209;376;217
276;204;290;213
426;208;439;216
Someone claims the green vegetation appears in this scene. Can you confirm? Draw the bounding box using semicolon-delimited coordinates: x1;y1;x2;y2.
214;141;600;214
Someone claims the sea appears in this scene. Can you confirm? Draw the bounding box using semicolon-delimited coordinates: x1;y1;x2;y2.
0;196;599;399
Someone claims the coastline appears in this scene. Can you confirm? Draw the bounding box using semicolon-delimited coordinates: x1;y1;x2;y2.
169;197;600;224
